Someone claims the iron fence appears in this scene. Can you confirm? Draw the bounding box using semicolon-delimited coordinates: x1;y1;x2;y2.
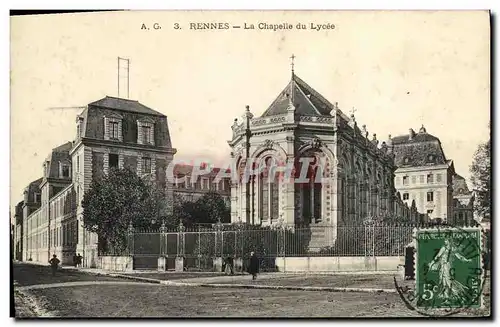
99;221;482;271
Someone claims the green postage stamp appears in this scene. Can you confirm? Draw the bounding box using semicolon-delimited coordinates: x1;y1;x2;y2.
414;227;484;310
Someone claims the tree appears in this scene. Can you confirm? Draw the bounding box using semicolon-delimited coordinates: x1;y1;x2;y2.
81;168;170;253
470;138;491;221
174;191;230;226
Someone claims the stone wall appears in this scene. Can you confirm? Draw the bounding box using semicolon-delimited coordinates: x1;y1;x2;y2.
274;256;404;273
98;256;133;271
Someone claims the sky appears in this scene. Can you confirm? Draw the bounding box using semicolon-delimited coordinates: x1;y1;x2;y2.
10;10;490;211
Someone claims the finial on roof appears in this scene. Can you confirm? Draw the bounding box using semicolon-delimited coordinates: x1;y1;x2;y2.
350;107;357;119
290;54;296;77
362;124;368;138
419;124;427;134
245;105;250;111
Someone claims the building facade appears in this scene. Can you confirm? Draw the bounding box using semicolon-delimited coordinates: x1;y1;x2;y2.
451;173;475;225
392;126;455;222
228;70;421;248
172;164;231;206
17;96;176;267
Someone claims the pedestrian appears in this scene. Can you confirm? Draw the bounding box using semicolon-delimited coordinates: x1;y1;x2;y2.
223;256;234;275
72;254;78;267
248;251;259;280
49;254;60;276
76;253;83;267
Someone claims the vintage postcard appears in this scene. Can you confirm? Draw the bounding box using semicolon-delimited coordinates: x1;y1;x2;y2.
10;10;491;318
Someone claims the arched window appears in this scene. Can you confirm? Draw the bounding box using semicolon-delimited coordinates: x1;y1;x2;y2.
259;156;280;222
297;153;323;224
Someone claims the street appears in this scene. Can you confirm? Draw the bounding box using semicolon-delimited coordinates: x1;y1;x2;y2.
13;263;490;318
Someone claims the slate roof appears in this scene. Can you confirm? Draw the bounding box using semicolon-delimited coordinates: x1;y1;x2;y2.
452;174;472;196
392;127;447;167
260;74;335;117
88;96;165;117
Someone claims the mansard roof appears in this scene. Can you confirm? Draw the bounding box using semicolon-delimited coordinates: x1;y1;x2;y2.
260;74;335;117
89;96;165;117
392;126;447;167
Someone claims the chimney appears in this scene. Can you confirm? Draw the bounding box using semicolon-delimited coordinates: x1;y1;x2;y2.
409;128;415;141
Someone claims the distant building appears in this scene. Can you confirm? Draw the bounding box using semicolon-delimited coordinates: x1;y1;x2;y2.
17;96;176;267
172;164;231;206
451;174;475;225
392;125;455;222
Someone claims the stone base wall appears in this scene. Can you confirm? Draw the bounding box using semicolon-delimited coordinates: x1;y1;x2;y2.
98;256;133;271
274;256;404;273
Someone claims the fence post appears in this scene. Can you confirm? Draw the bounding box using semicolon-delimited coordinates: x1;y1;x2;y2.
127;222;135;256
363;215;375;271
158;222;167;271
277;217;286;272
175;221;185;272
214;220;223;272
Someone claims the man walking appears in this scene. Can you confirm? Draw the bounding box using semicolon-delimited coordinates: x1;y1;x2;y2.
223;255;234;275
248;251;259;280
49;254;60;276
76;253;83;267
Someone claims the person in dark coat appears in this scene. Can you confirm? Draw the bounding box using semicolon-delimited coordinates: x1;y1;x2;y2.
222;256;234;275
76;253;83;267
73;254;78;267
248;252;259;280
49;254;60;276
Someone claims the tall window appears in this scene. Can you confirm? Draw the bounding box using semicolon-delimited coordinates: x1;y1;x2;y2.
142;126;151;144
142;157;152;174
419;175;424;183
436;174;442;183
110;121;119;140
299;156;322;223
259;157;280;221
403;176;409;185
427;191;434;202
411;176;416;184
109;154;119;169
427;174;434;184
403;193;409;200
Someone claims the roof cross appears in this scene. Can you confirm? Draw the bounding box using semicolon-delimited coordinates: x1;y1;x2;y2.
290;54;296;74
350;107;357;116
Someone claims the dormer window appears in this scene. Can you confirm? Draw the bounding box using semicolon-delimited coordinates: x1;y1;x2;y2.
427;154;435;163
104;113;123;141
33;192;40;203
110;121;119;140
60;163;70;178
403;157;410;165
142;125;151;144
137;118;155;146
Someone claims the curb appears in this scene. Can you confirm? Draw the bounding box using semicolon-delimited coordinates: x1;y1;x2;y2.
159;279;396;293
107;273;397;294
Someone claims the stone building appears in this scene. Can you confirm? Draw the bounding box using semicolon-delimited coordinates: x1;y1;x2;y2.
228;69;421;247
451;173;475;225
172;164;231;206
392;125;455;222
17;96;176;267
